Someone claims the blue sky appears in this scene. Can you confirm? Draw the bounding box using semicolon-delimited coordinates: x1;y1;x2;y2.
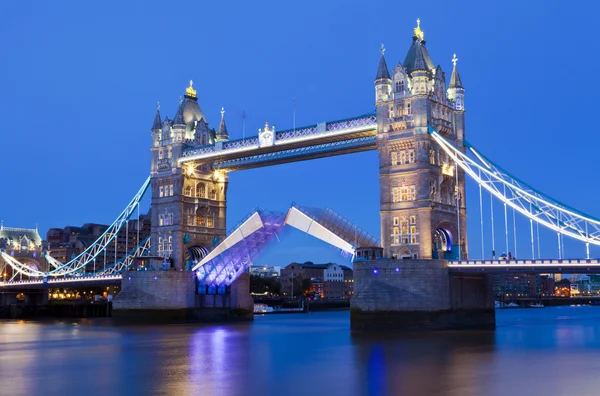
1;0;599;266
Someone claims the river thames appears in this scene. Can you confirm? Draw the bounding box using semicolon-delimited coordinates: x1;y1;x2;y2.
1;306;600;395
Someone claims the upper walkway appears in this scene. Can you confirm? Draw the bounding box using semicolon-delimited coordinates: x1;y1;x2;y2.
179;114;377;171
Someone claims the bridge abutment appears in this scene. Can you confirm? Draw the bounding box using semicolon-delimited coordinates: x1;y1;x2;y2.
112;271;253;324
350;259;495;332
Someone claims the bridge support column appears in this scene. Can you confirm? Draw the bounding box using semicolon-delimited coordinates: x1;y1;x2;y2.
112;271;253;324
350;259;495;332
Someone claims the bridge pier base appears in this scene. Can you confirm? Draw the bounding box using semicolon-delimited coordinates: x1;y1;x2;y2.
112;271;253;324
350;259;495;332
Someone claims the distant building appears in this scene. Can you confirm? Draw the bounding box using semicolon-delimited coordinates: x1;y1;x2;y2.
46;213;151;272
249;265;280;278
494;274;554;298
281;261;353;299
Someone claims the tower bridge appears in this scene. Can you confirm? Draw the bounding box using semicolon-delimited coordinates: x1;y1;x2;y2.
2;19;600;329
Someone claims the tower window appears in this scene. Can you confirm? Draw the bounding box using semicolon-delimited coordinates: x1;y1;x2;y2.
410;216;416;224
399;151;406;165
408;149;415;164
430;150;435;165
196;183;206;198
159;149;163;160
159;186;164;197
392;186;416;202
396;81;405;92
410;226;417;244
391;152;398;166
168;147;172;159
393;217;399;226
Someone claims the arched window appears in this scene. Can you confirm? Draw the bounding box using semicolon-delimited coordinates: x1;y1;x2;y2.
196;183;206;198
184;186;192;196
201;135;207;145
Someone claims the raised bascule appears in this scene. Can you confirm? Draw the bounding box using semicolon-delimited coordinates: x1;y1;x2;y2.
4;20;600;329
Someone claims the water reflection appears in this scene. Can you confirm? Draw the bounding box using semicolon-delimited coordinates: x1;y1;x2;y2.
1;308;600;395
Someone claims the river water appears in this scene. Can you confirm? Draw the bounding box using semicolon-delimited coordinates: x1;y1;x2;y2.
1;306;600;396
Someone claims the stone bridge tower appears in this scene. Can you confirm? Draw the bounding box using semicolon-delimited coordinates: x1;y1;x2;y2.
149;82;229;270
375;19;467;261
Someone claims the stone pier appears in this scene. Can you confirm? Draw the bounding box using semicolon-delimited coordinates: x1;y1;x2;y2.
112;271;254;324
350;259;495;332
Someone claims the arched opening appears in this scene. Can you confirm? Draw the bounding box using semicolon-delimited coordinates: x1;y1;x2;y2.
399;248;412;260
433;228;453;259
187;245;210;263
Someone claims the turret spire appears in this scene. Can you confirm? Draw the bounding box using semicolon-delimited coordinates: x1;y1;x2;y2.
449;53;463;88
216;107;229;142
173;98;185;125
414;18;424;41
185;80;197;99
375;43;391;81
151;101;162;130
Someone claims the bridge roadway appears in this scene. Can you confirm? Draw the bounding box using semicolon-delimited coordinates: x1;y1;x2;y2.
0;275;122;289
2;258;600;290
448;258;600;274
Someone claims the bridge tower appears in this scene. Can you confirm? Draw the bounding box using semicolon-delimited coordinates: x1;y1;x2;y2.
376;19;467;261
352;20;493;333
149;81;228;270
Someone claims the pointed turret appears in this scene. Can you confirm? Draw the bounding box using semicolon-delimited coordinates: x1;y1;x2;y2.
403;19;435;75
411;40;429;74
375;44;392;103
447;54;465;110
375;49;391;81
173;97;185;125
449;54;463;89
151;102;162;131
215;107;229;142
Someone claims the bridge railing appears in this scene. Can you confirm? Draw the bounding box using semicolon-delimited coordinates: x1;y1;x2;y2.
448;258;600;265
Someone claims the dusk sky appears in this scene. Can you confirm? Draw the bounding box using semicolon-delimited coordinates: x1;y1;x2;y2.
1;0;599;266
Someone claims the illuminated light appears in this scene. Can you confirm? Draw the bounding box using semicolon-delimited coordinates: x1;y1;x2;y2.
395;268;400;272
154;276;158;280
185;80;197;99
414;18;424;41
441;164;454;176
186;165;194;176
373;269;378;274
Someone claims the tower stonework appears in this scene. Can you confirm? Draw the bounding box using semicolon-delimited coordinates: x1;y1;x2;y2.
149;81;228;270
351;20;494;332
376;21;467;262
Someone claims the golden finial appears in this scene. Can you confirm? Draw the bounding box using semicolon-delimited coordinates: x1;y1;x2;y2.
414;18;424;41
264;122;270;131
452;53;458;67
185;79;197;99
